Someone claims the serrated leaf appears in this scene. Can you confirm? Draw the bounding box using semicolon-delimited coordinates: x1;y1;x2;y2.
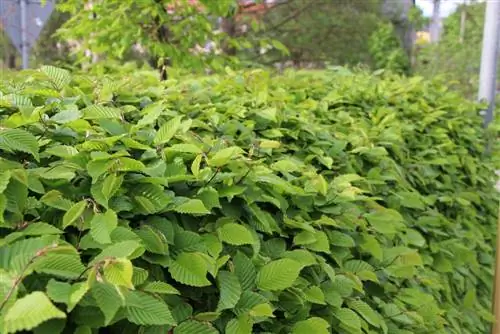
103;258;134;289
256;258;302;291
292;317;330;334
174;320;218;334
3;292;66;333
126;290;176;326
34;252;86;279
90;209;118;244
216;270;241;312
169;252;210;287
167;143;203;154
174;199;211;215
101;173;123;206
209;146;244;167
348;299;381;327
0;170;11;194
191;154;202;178
249;303;274;317
41;65;71;89
154;116;182;145
217;223;254;246
83;105;122;119
92;283;124;325
304;285;326;305
334;307;362;330
226;314;253;334
0;128;39;161
233;252;257;290
62;200;87;229
142;281;179;295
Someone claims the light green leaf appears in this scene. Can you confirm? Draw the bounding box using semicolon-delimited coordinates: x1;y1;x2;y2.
103;258;134;289
226;314;253;334
83;105;122;119
0;128;39;161
256;258;302;291
142;281;179;295
334;307;362;330
174;199;211;215
62;200;87;229
3;292;66;333
153;116;182;145
92;283;124;325
90;209;118;244
126;290;176;326
292;317;330;334
209;146;244;167
169;252;211;287
217;223;254;246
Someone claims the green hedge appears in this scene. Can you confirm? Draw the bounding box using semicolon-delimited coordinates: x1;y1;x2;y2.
0;66;498;334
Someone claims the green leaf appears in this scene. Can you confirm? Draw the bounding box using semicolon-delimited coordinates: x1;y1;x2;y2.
292;317;330;334
256;258;302;291
103;258;134;289
174;320;218;334
83;105;122;119
3;292;66;333
126;290;176;326
62;200;87;229
169;252;211;287
34;252;86;279
249;303;274;318
226;314;253;334
174;199;211;215
101;173;123;206
209;146;244;167
233;252;257;290
90;209;118;244
41;65;71;89
167;143;203;154
0;128;39;161
0;170;11;194
153;116;182;145
216;270;242;312
304;286;326;305
347;299;381;328
365;209;404;234
334;307;362;330
217;223;254;246
92;283;124;325
142;281;179;295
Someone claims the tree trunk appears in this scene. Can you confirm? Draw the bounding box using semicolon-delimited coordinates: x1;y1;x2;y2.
430;0;441;43
220;17;237;56
382;0;415;64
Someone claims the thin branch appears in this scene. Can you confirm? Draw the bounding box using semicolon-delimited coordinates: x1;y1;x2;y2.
0;244;58;312
260;0;315;34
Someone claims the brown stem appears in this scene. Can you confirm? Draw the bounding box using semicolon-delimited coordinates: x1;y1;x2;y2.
0;244;58;312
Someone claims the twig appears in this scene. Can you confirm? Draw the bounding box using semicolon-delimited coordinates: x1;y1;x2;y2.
0;244;58;312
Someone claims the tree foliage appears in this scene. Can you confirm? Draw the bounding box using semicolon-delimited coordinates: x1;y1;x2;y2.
0;66;498;333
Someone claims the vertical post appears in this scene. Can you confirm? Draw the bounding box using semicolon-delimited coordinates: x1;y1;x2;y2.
478;0;500;128
459;4;466;44
20;0;28;69
430;0;441;43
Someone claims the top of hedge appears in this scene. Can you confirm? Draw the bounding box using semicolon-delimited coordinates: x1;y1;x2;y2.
0;66;498;334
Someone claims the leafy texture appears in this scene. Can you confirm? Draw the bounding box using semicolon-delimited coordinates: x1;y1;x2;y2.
0;67;497;334
3;292;66;333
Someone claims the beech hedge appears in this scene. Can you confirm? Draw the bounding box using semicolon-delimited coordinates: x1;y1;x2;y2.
0;66;498;334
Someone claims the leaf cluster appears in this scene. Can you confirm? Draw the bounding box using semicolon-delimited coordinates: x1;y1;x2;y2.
0;65;498;333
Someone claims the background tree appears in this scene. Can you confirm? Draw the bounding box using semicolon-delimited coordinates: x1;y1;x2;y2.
56;0;241;79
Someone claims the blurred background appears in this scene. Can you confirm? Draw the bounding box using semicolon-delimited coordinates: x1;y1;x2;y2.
0;0;495;99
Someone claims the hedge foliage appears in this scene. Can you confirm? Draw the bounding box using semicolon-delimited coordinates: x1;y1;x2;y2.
0;66;498;334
